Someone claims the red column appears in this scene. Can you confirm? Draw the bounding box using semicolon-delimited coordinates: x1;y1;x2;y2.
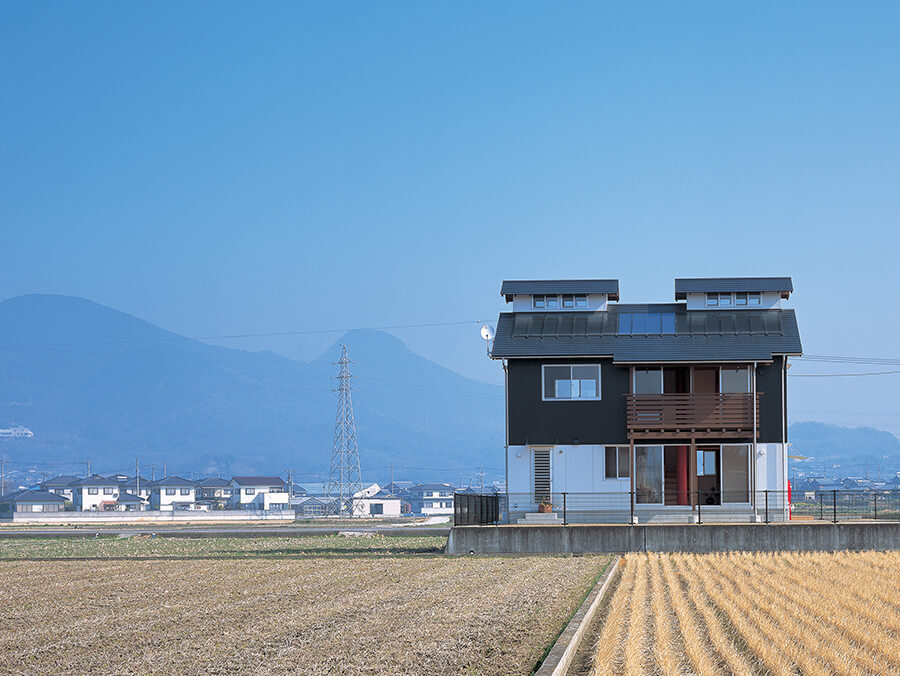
677;445;688;505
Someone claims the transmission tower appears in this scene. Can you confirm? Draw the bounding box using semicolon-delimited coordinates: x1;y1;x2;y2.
325;345;363;516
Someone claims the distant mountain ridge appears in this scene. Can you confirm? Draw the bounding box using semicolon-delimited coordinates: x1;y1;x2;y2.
0;294;504;480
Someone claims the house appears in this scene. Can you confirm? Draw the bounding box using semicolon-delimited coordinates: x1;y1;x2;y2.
38;475;80;502
228;476;290;510
70;474;121;511
294;496;332;517
116;475;151;507
196;477;234;509
113;491;144;511
351;484;403;517
150;476;197;511
0;490;67;515
490;277;802;523
406;483;455;516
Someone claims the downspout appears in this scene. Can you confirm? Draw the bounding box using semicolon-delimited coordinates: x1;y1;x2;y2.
503;358;510;524
753;360;758;520
782;356;788;520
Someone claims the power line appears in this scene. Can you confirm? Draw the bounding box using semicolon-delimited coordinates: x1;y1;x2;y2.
0;319;489;350
790;370;900;378
798;354;900;366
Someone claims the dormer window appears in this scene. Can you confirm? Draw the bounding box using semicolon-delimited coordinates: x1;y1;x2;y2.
562;294;587;308
533;294;560;309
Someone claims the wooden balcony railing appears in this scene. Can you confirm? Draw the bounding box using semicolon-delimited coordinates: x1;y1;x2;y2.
625;393;758;438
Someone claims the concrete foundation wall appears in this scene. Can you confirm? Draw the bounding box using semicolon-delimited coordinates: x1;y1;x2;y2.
447;523;900;555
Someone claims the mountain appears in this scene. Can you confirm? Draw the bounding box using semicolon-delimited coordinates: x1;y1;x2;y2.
0;294;504;480
789;422;900;477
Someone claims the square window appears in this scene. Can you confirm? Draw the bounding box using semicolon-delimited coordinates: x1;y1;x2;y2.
532;295;546;309
180;488;190;496
545;295;559;309
574;294;587;308
706;293;718;306
103;487;114;495
735;292;748;306
748;292;761;306
88;488;99;495
165;489;176;496
719;293;733;307
562;294;575;308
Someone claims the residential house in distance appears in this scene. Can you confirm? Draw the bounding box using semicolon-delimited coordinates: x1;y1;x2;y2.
351;483;402;517
196;477;234;509
228;476;290;511
115;476;151;509
490;277;802;523
71;474;120;511
294;496;331;517
150;476;198;511
38;475;80;503
406;483;455;516
0;490;67;515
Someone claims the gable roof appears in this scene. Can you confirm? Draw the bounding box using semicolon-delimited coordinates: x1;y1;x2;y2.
230;476;284;486
674;277;793;299
490;307;802;362
501;279;620;301
115;491;143;503
197;477;230;487
70;474;120;487
151;476;195;487
0;489;67;504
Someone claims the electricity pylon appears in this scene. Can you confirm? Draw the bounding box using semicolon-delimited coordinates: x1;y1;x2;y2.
325;345;363;516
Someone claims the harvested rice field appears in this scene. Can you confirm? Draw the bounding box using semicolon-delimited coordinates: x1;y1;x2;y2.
0;537;607;675
589;551;900;675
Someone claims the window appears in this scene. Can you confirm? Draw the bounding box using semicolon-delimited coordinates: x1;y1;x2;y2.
635;446;663;504
370;503;384;515
543;364;601;400
561;294;587;308
706;293;718;307
180;488;191;496
748;292;761;306
533;294;560;309
88;488;99;495
103;488;114;495
633;368;663;394
165;488;176;496
719;293;733;307
735;292;748;306
697;450;718;476
722;445;750;503
604;446;631;479
721;367;750;393
245;488;255;495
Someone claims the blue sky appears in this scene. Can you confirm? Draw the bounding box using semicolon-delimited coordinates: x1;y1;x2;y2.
2;3;900;432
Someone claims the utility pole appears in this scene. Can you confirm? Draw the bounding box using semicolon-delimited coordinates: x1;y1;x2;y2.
135;458;140;499
86;458;91;478
325;345;363;516
479;465;485;493
148;464;157;482
389;464;394;497
0;458;6;496
163;462;167;479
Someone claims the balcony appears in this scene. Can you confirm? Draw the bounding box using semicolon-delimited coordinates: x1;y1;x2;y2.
625;393;758;439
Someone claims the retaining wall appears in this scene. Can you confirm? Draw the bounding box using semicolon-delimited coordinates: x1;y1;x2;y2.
446;522;900;555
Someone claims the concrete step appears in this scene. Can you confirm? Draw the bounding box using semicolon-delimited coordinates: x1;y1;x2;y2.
518;512;562;524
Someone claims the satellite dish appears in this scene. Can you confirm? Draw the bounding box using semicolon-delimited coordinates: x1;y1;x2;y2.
480;325;495;341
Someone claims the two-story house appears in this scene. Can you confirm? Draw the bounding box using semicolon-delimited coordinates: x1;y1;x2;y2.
70;474;121;511
228;476;290;511
149;476;197;511
196;477;234;509
406;483;455;516
38;475;80;503
490;277;802;523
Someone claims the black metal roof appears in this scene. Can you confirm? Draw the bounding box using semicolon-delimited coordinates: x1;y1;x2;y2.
501;279;619;301
490;307;801;362
230;476;285;486
198;477;230;487
115;491;143;503
39;475;81;487
70;474;120;486
674;277;793;299
150;476;195;487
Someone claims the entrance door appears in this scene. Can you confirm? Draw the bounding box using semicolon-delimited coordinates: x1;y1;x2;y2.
697;445;721;505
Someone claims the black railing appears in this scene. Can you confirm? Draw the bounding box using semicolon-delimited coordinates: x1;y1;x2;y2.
485;489;900;526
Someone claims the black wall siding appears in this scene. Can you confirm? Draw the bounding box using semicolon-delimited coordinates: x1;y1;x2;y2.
507;359;629;446
506;357;788;446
